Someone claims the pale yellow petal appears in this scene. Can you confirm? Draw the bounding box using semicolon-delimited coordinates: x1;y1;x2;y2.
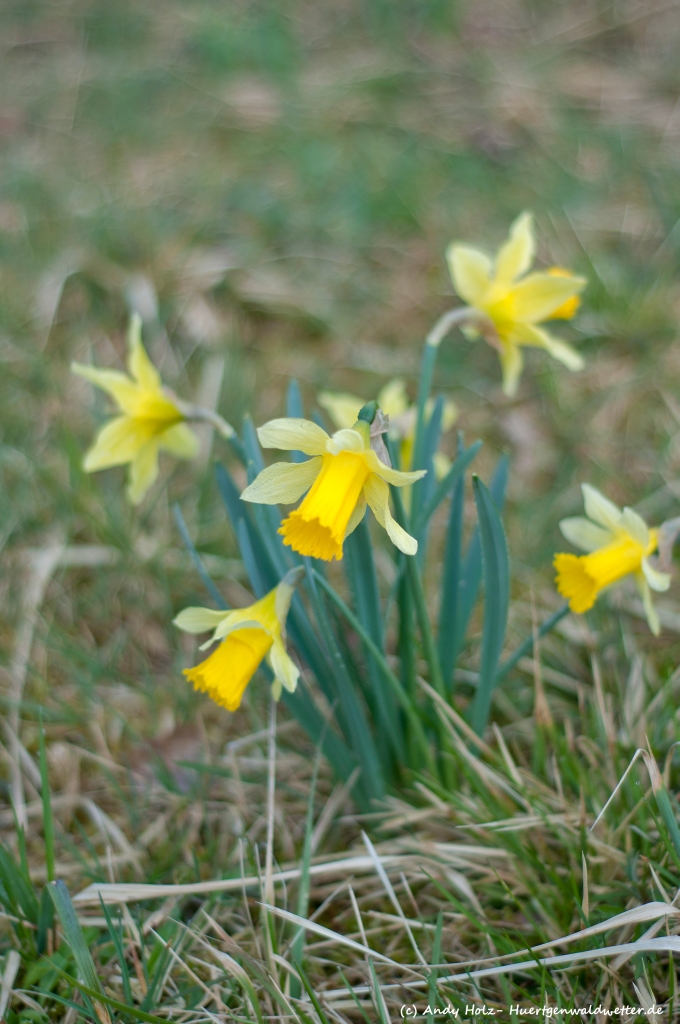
126;315;162;390
641;558;671;593
582;484;622;531
441;399;459;432
635;573;660;636
127;441;160;504
446;244;492;306
494;212;535;284
432;452;451;480
620;508;649;548
344;493;367;538
72;363;140;415
499;343;523;397
377;379;409;418
83;416;150;470
363;449;426;487
326;428;365;455
174;607;232;634
317;392;363;430
509;272;586;323
269;638;299;694
364;474;418;556
559;516;612;552
257;418;329;455
274;566;305;625
241;457;322;505
213;615;266;641
159;422;200;460
512;323;584;371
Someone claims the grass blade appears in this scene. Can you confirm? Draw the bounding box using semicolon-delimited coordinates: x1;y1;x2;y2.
172;503;227;609
38;717;55;883
469;475;510;735
438;433;466;688
49;879;112;1024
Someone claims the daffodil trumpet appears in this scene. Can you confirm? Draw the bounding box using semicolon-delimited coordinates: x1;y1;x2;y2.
554;484;671;635
73;314;237;504
241;409;426;562
174;567;303;710
445;211;587;396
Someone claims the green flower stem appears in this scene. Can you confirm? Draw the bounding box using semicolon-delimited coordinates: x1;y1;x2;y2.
495;602;570;683
312;571;437;777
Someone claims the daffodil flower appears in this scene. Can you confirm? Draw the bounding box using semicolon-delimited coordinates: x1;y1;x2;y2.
72;315;199;504
241;416;425;561
554;484;671;635
174;568;303;710
447;212;587;396
318;378;458;479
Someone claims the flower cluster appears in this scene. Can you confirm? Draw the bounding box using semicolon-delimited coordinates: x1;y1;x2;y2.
71;213;676;717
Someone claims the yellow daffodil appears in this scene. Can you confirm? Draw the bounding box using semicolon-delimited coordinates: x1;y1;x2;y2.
72;315;199;504
318;378;458;479
241;416;425;561
447;212;587;396
554;484;671;635
174;568;302;710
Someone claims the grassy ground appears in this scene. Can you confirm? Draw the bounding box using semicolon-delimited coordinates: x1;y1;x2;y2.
4;0;680;1019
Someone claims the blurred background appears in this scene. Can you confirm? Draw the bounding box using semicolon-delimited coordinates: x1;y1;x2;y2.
3;0;680;778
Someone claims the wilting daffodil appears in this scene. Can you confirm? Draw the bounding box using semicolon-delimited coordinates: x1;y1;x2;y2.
318;378;458;479
72;315;199;504
174;568;303;710
447;212;587;396
241;415;425;561
554;484;671;635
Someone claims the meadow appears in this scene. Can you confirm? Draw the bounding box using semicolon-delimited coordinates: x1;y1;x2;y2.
3;0;680;1020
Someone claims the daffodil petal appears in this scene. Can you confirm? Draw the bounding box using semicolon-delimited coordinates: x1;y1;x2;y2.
441;399;459;432
499;343;523;397
363;449;426;486
213;616;266;641
257;418;329;455
364;475;418;555
446;244;492;306
317;392;363;430
327;428;365;455
377;379;409;418
275;567;304;624
635;573;661;636
512;324;584;371
72;363;141;415
581;484;622;531
433;452;451;481
344;494;367;538
127;441;160;504
494;211;535;284
127;315;162;390
642;558;671;593
159;422;200;459
559;516;613;552
509;272;587;324
83;416;151;470
620;508;649;548
269;638;299;693
174;607;232;634
241;457;322;505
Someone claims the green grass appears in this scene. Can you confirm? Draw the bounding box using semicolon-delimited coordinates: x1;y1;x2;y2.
3;0;680;1018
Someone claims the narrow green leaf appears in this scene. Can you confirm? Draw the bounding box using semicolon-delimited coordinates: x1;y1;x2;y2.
0;842;39;923
438;433;466;688
49;880;111;1024
99;896;134;1006
172;503;227;609
37;885;54;956
345;520;403;761
415;440;482;535
469;475;510;735
38;717;55;884
451;454;509;668
50;962;169;1024
287;379;307;463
